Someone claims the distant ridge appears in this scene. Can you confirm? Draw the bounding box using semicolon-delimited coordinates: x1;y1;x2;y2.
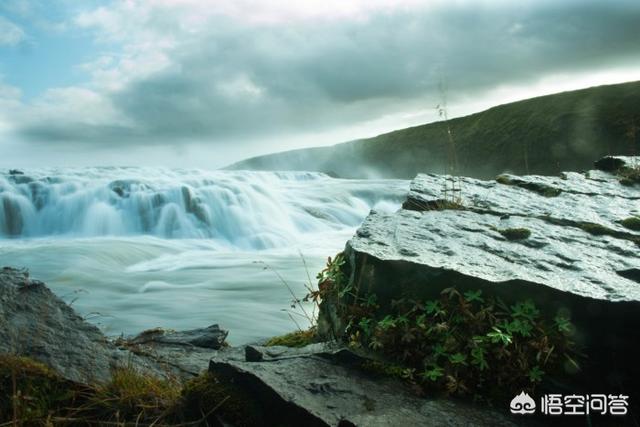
228;81;640;179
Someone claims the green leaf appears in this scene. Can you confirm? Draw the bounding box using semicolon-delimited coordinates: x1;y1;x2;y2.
554;314;573;334
487;327;512;346
425;300;442;315
510;300;540;320
449;353;467;365
463;290;484;303
506;318;533;337
358;318;372;336
528;366;544;383
378;315;397;330
432;343;447;359
471;347;489;371
421;366;444;381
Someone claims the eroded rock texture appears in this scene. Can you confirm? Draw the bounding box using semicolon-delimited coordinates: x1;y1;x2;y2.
320;156;640;411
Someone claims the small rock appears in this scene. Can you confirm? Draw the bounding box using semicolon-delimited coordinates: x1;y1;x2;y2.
245;345;264;362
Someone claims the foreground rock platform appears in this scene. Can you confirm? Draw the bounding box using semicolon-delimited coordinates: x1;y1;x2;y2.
325;156;640;415
208;344;520;427
1;266;522;426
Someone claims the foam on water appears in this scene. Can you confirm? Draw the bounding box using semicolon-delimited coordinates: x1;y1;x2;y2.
0;168;408;343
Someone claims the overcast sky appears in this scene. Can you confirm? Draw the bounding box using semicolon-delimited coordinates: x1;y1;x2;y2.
1;0;639;168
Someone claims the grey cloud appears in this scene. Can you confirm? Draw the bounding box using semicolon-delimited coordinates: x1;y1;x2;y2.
15;0;640;146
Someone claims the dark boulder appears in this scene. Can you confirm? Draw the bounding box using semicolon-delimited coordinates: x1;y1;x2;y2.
319;156;640;415
208;344;520;427
0;267;171;384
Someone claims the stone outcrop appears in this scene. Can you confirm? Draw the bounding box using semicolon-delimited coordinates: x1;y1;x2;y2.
320;156;640;406
1;266;526;426
352;158;639;304
207;344;520;427
0;267;226;384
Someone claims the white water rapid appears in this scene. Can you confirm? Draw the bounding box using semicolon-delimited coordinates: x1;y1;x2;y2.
0;168;408;343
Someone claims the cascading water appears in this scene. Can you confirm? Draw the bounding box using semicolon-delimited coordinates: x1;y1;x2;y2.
0;168;404;248
0;167;408;343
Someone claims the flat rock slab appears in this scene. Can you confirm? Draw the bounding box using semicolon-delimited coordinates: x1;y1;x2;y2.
351;208;639;302
209;344;521;427
355;156;640;303
128;324;228;349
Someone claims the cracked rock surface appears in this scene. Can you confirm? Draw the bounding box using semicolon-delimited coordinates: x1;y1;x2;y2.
353;156;639;303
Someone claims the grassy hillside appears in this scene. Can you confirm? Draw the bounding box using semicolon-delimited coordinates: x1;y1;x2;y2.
228;81;640;179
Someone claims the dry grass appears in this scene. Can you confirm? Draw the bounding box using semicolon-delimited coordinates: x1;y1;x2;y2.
0;356;236;426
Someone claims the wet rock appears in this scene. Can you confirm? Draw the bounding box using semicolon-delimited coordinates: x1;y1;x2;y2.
109;179;148;198
320;156;640;408
593;155;630;172
244;345;264;362
1;194;25;236
28;181;50;210
129;324;228;349
8;174;34;185
0;267;169;384
181;185;211;225
208;344;519;427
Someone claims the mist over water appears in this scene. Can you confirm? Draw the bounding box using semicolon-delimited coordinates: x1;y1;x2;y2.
0;168;407;343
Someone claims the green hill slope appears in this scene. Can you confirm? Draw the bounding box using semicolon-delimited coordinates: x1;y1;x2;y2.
228;81;640;179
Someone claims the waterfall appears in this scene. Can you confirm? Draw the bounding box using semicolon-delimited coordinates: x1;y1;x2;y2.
0;168;407;249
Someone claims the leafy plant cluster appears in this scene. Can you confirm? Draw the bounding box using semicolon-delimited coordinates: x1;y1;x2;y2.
314;255;579;400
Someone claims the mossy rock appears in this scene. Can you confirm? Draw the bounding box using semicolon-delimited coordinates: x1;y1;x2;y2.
0;355;83;424
495;176;561;197
618;166;640;186
578;222;612;236
620;216;640;231
495;175;512;185
181;371;265;427
499;228;532;241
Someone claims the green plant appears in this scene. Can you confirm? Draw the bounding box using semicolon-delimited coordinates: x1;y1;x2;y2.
499;228;532;241
314;256;580;401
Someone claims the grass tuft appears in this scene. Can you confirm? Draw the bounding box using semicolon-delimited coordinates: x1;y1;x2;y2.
265;328;317;348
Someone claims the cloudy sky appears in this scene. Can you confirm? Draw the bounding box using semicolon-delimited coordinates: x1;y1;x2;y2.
1;0;639;168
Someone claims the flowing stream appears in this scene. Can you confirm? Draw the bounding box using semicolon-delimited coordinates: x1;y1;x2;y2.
0;168;407;343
